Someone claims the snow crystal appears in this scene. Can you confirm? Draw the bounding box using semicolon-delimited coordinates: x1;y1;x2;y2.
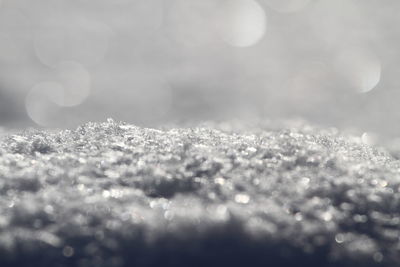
0;119;399;266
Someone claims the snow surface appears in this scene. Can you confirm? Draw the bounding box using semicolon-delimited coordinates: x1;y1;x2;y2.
0;119;399;267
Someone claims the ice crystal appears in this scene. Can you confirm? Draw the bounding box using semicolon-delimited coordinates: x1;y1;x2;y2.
0;119;398;266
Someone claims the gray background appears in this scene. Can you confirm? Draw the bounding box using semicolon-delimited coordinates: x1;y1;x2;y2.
0;0;399;138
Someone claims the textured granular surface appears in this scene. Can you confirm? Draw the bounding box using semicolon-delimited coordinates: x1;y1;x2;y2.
0;119;399;267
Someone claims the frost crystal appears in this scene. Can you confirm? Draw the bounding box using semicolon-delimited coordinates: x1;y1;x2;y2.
0;119;398;266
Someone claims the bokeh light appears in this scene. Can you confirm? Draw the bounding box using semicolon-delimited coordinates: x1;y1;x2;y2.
0;0;398;138
25;82;64;126
216;0;267;47
333;47;381;93
53;61;92;107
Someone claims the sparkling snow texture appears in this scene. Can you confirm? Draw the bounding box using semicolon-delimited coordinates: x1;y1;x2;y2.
0;119;399;267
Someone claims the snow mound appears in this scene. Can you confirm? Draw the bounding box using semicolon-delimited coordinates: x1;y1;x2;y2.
0;119;399;267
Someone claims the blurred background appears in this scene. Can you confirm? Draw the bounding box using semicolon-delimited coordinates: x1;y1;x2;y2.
0;0;399;138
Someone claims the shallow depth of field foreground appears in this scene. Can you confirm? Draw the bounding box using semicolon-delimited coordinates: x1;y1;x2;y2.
0;119;398;267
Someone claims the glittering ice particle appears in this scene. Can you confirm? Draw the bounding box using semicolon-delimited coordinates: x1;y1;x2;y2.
361;132;377;146
335;233;345;244
235;193;250;204
0;120;398;266
214;177;226;185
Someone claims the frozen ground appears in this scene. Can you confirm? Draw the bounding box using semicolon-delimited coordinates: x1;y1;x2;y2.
0;119;399;267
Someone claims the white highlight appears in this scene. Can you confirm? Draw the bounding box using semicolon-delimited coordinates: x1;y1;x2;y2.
25;62;91;126
265;0;312;13
235;193;250;204
361;132;377;146
334;48;381;93
216;0;267;47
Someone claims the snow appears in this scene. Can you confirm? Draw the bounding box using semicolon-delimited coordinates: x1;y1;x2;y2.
0;119;399;266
